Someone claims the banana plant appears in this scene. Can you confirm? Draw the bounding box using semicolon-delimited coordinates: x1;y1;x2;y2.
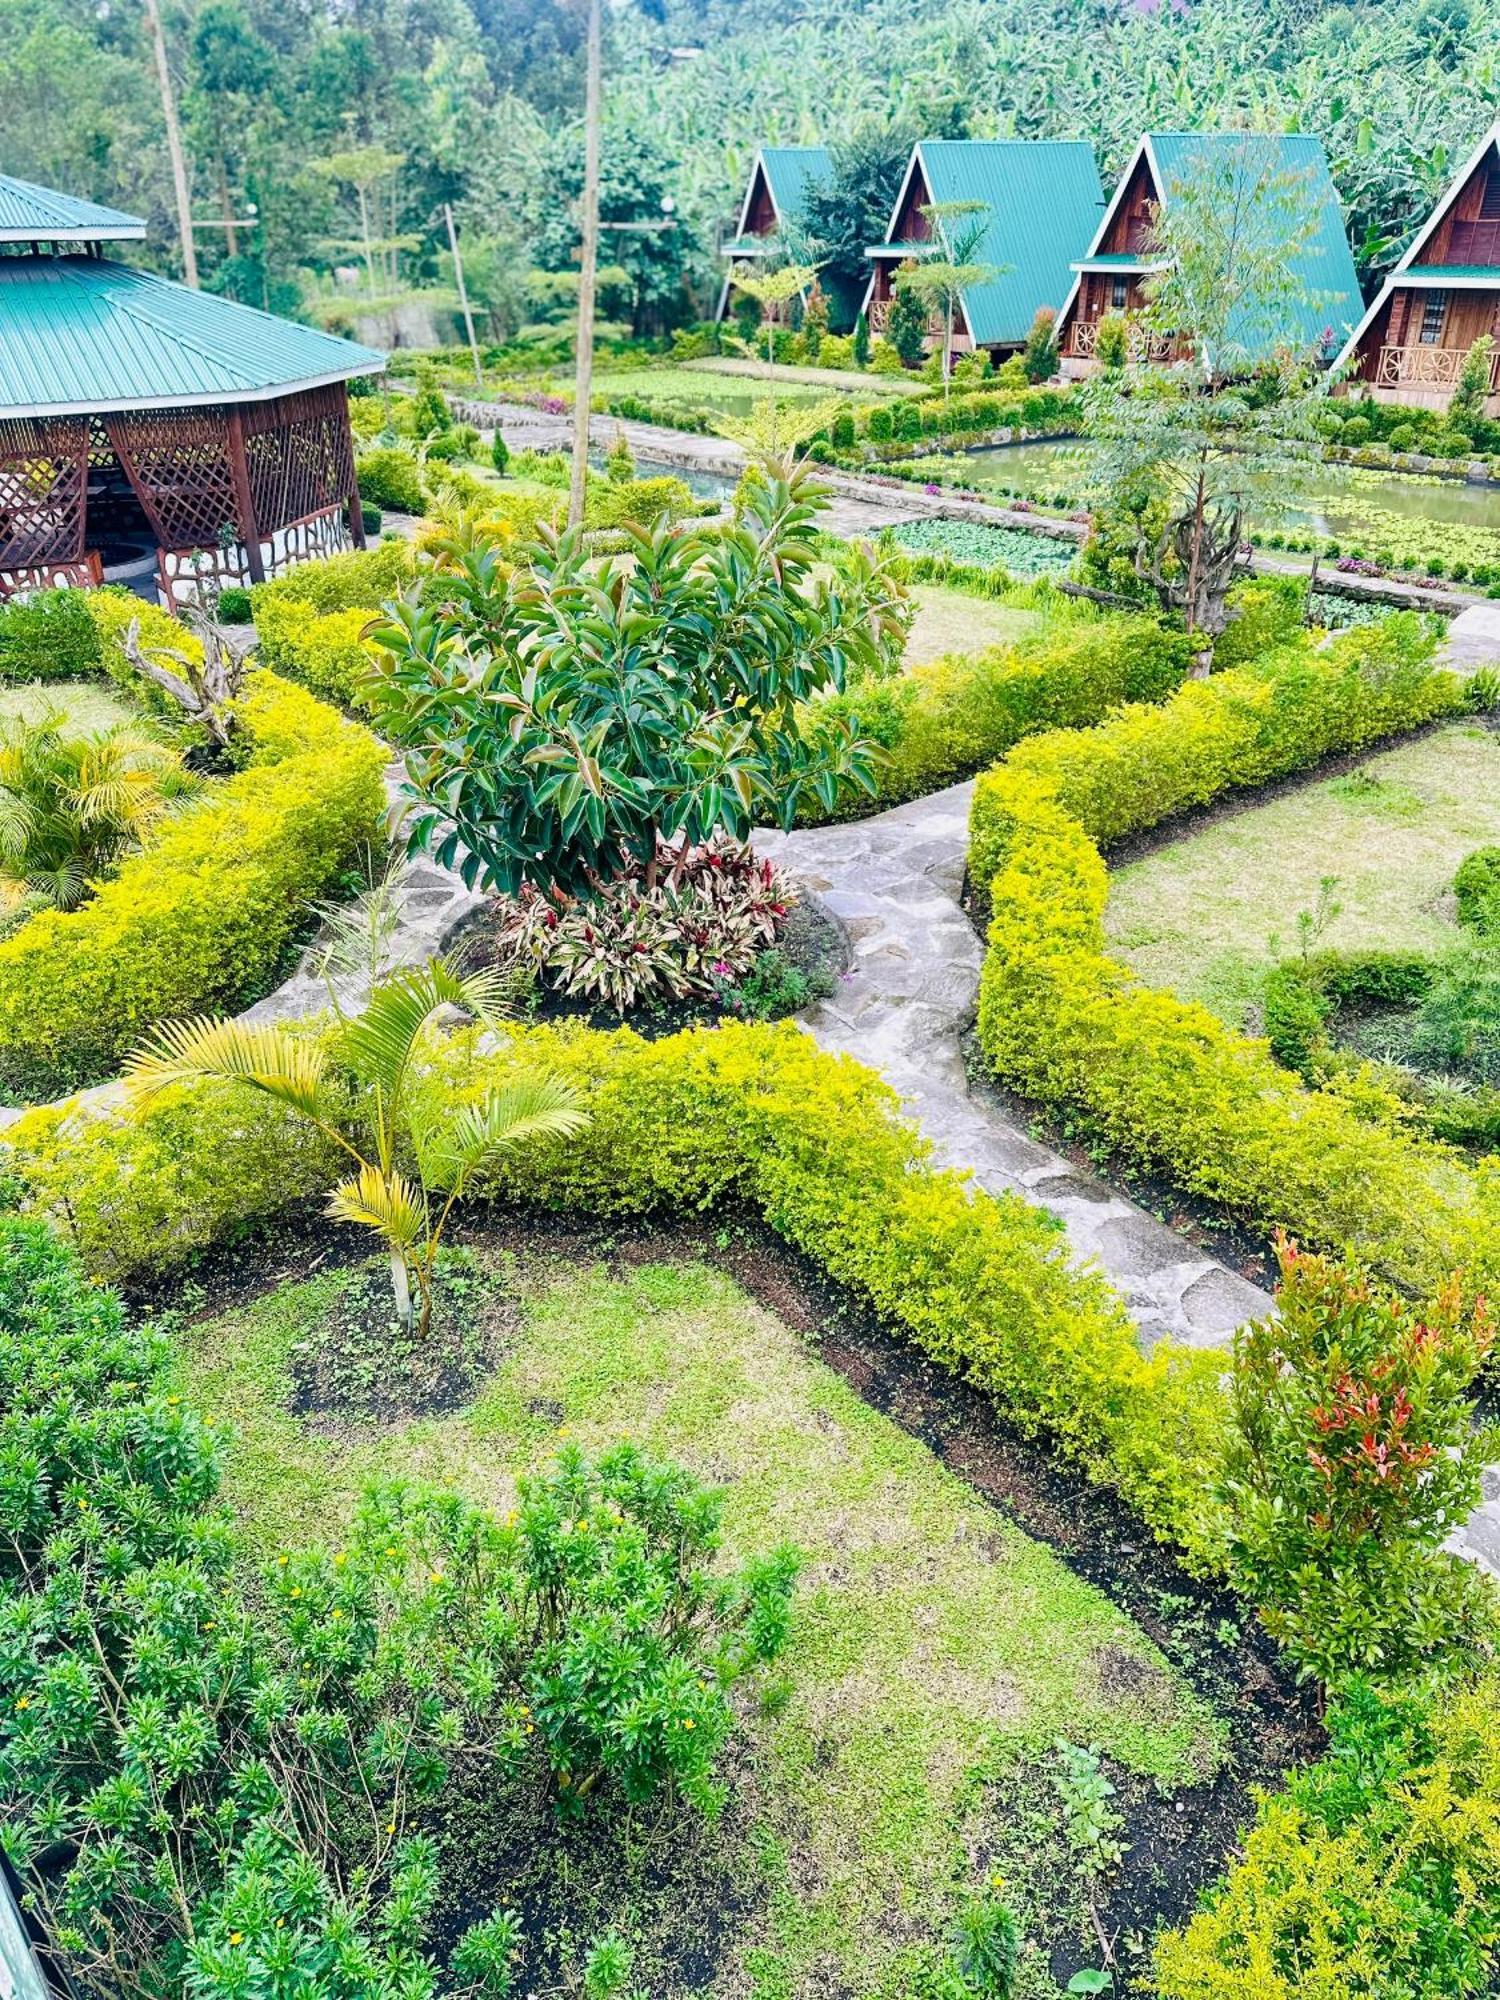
124;956;588;1337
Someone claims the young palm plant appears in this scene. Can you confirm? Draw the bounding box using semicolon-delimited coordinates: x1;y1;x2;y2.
124;956;588;1336
0;710;193;909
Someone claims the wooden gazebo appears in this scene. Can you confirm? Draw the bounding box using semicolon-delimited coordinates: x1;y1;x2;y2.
0;174;384;609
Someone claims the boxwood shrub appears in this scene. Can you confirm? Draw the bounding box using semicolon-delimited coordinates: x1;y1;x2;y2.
0;588;103;681
0;599;386;1101
805;611;1193;821
968;617;1500;1300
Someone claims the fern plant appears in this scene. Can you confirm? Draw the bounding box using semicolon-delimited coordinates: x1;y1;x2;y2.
124;955;587;1335
0;709;193;910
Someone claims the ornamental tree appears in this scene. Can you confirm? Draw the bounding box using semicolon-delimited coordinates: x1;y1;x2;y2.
899;201;998;400
1220;1235;1498;1690
1079;139;1334;663
366;462;910;899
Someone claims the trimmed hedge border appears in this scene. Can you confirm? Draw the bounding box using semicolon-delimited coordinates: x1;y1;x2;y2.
0;595;386;1101
968;615;1500;1301
4;1017;1229;1556
805;611;1194;823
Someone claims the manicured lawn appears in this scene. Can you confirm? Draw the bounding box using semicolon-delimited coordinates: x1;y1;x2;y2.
1105;722;1500;1026
173;1235;1224;1997
905;582;1045;665
0;679;140;732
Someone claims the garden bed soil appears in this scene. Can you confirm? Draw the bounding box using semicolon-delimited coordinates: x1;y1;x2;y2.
136;1198;1321;1991
455;884;849;1039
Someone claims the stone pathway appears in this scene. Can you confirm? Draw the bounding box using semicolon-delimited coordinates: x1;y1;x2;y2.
754;781;1274;1351
755;780;1500;1580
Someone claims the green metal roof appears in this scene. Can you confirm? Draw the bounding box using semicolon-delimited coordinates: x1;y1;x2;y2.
1073;251;1151;269
721;236;774;257
0;173;144;244
758;148;832;229
888;141;1104;346
0;256;384;417
1400;265;1500;283
1144;133;1362;357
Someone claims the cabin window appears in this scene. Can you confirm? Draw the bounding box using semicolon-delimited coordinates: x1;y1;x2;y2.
1110;276;1129;310
1419;290;1448;344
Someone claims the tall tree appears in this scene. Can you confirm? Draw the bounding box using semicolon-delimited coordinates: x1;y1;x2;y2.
1080;140;1334;666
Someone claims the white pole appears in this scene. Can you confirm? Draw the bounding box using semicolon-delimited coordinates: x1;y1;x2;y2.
568;0;603;530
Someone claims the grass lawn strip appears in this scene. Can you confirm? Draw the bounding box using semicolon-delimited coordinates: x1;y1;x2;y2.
171;1239;1224;1996
1103;722;1500;1027
903;584;1045;666
0;678;144;732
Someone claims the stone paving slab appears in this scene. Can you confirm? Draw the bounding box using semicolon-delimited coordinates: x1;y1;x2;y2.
754;779;1277;1353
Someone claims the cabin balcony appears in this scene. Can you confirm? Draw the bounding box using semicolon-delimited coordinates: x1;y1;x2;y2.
866;296;967;352
1062;317;1184;371
1370;341;1500;418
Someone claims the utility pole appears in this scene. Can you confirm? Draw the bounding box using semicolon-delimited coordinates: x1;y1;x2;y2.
444;203;484;391
143;0;198;288
568;0;602;529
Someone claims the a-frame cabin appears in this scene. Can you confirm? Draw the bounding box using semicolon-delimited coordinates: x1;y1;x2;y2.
1056;132;1361;372
716;146;832;323
861;140;1102;366
1335;121;1500;419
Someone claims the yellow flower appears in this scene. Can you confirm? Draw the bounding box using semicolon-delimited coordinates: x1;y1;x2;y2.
557;1425;570;1437
277;1554;289;1568
290;1586;302;1598
385;1821;396;1835
330;1609;343;1622
202;1418;215;1430
15;1697;29;1712
429;1571;444;1585
990;1874;1006;1892
332;1552;347;1568
166;1395;181;1407
77;1498;89;1512
229;1932;244;1946
681;1718;695;1731
505;1510;517;1528
385;1544;397;1556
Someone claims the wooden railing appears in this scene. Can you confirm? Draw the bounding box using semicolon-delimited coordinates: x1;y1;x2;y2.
1376;343;1500;391
866;296;946;339
1068;319;1178;361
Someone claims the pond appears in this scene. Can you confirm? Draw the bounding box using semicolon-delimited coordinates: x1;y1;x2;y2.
952;440;1500;543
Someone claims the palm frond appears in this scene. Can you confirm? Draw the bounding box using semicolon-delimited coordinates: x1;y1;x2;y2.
326;1163;428;1251
123;1016;330;1118
336;953;506;1093
431;1077;589;1191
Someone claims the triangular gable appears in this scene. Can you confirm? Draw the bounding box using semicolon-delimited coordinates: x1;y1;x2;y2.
1332;122;1500;376
861;140;1102;347
1055;136;1156;332
731;152;778;242
1062;132;1361;360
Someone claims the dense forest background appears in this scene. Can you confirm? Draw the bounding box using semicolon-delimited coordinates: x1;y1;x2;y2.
5;0;1498;338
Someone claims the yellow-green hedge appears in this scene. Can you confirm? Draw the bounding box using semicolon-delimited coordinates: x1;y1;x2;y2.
969;617;1500;1299
0;604;387;1100
803;612;1194;823
248;542;419;712
4;1018;1228;1554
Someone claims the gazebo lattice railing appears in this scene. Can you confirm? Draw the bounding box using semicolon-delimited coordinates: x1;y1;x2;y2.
0;385;364;608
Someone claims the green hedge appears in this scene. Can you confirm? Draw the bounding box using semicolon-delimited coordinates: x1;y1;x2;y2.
251;540;417;616
4;1017;1229;1555
805;612;1194;821
248;543;420;711
0;589;102;681
0;601;387;1101
1155;1673;1500;1998
969;618;1500;1300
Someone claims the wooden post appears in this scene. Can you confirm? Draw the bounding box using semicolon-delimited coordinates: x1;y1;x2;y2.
225;408;265;584
143;0;198;289
445;204;484;391
568;0;603;530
